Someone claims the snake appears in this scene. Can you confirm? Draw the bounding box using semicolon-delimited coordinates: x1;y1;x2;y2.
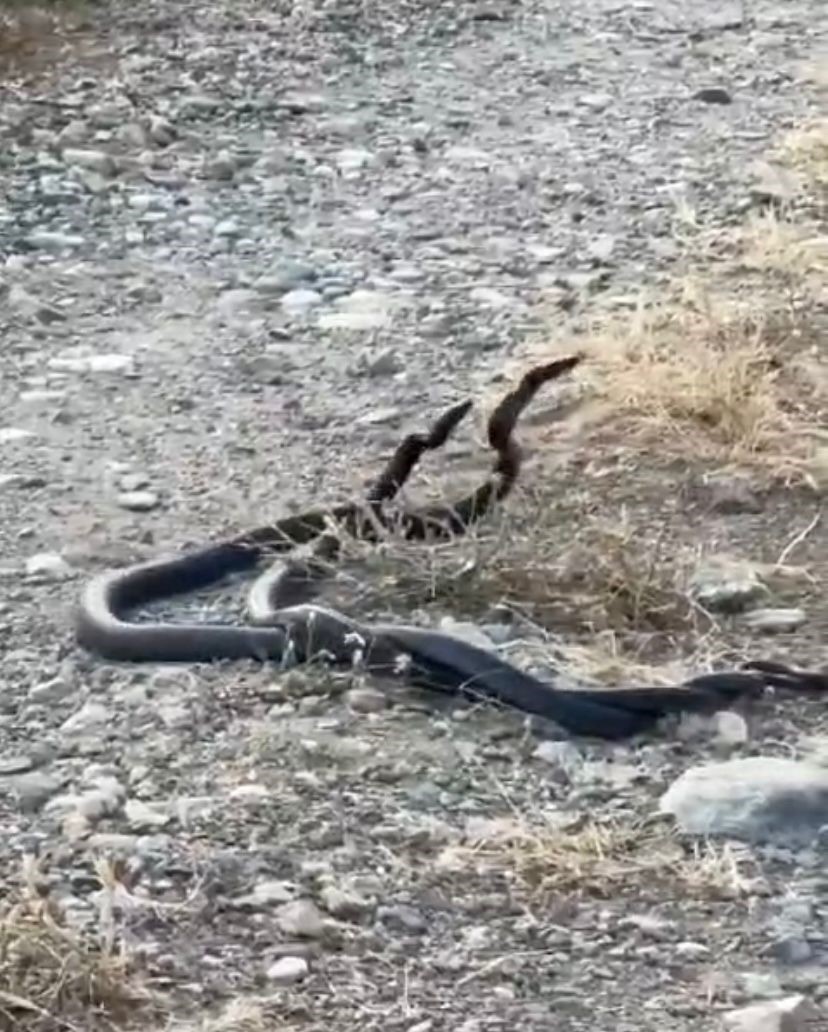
75;356;827;740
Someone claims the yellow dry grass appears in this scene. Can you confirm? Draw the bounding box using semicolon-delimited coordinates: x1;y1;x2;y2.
0;852;157;1032
435;812;759;902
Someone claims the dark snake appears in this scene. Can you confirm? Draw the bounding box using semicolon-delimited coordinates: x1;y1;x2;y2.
75;356;827;740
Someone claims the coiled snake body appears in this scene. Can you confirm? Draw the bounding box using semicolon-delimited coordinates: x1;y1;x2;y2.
75;357;826;739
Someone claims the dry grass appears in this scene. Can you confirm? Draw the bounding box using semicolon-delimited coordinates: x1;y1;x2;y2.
161;997;290;1032
435;812;760;903
318;481;717;658
775;117;828;195
0;852;158;1032
509;120;828;481
529;210;828;481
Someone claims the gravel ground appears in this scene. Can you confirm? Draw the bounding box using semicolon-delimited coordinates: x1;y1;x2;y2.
1;1;827;1030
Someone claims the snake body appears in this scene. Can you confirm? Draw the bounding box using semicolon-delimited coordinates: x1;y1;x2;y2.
75;357;827;739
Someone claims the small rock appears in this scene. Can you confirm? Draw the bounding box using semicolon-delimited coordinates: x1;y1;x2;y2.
345;687;387;714
254;263;316;295
275;899;325;938
533;740;584;775
251;880;296;906
49;353;133;374
25;230;85;251
0;754;35;775
61;702;111;735
622;913;676;939
378;903;427;935
438;618;498;652
358;347;401;377
0;427;35;444
119;472;150;492
675;941;709;960
335;148;375;173
281;288;323;313
742;609;806;634
148;116;176;146
712;710;749;747
214;218;240;238
266;956;309;985
470;286;513;308
57;120;89;146
62;147;116;176
77;785;123;821
356;406;400;426
772;937;812;965
125;799;170;830
688;560;769;614
579;92;613;111
10;771;63;811
25;552;73;579
204;151;236;180
117;490;159;512
706;475;762;514
216;288;261;316
739;973;785;1000
659;757;828;843
243;355;287;385
587;234;616;263
319;884;374;920
723;995;817;1032
694;87;733;105
278;92;327;114
29;677;75;704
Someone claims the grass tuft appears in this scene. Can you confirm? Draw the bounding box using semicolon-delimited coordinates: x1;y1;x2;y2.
0;851;158;1032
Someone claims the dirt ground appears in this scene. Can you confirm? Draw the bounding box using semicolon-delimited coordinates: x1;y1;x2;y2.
1;1;827;1030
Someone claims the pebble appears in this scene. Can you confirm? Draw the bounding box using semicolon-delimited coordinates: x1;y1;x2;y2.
266;956;309;985
335;148;375;173
723;996;817;1032
742;609;807;633
281;287;323;313
694;87;733;105
378;903;427;934
28;677;75;704
254;262;316;295
250;879;296;906
117;490;159;512
357;347;402;377
25;552;73;579
0;754;35;775
438;617;498;651
706;474;762;514
688;560;769;614
61;701;111;735
10;771;64;811
737;973;785;1001
533;740;584;775
125;798;171;829
25;230;85;251
345;687;387;714
275;899;325;938
61;147;116;176
119;472;151;492
712;710;749;747
0;427;35;444
319;884;374;920
48;353;133;374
